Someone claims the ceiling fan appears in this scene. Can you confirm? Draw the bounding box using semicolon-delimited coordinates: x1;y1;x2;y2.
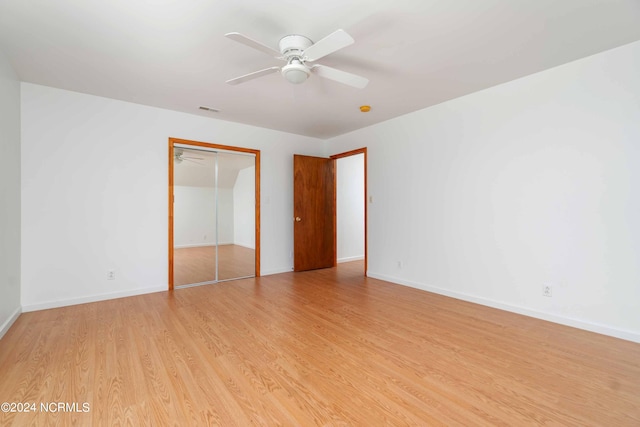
225;29;369;89
174;148;204;165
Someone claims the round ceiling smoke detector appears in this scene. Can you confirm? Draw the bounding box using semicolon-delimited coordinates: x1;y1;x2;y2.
281;60;310;84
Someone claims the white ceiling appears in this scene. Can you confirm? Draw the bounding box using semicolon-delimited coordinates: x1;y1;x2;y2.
1;0;639;139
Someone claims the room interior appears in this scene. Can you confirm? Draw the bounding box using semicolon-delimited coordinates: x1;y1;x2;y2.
1;0;640;425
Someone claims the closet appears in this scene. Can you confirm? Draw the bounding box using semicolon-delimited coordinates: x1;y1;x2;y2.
170;142;258;288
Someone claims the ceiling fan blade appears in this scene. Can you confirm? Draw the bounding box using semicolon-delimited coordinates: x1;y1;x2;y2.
183;158;205;165
182;156;204;160
311;64;369;89
303;29;354;62
226;67;281;85
225;32;281;57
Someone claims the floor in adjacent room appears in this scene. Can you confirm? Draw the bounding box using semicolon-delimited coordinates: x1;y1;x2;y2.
1;261;639;426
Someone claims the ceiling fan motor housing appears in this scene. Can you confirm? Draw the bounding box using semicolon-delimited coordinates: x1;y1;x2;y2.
278;34;313;58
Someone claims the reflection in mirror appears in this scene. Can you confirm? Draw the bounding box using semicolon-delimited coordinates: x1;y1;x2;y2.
173;147;255;287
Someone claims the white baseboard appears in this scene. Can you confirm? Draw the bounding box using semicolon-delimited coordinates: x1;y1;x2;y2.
338;255;365;263
261;267;294;276
174;243;214;249
0;306;22;340
22;285;167;313
174;242;235;249
367;271;640;344
173;242;255;249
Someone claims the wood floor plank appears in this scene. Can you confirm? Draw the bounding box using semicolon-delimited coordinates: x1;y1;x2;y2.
1;261;639;425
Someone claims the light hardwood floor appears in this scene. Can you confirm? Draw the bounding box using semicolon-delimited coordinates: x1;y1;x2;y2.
1;261;639;426
173;245;255;286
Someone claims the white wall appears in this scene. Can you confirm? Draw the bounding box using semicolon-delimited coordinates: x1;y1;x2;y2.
174;186;216;247
337;154;364;262
325;41;640;342
0;49;21;338
173;186;235;247
21;83;324;311
233;165;255;249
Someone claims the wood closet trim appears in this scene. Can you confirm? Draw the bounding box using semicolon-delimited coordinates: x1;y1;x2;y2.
168;137;261;290
330;147;367;275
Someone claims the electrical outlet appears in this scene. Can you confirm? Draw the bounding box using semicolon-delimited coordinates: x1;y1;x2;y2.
107;270;115;280
543;285;552;297
397;260;403;268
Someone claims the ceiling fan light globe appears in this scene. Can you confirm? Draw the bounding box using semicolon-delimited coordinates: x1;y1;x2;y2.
284;69;308;84
281;62;310;84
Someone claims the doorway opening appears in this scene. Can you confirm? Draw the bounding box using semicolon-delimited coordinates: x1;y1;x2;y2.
331;148;367;275
168;138;260;290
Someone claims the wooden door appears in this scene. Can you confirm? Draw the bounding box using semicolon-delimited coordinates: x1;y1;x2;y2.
293;155;336;271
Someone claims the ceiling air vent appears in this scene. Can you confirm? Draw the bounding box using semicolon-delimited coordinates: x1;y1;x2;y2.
199;106;220;112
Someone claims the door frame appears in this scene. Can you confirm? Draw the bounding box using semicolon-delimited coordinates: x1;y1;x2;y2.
330;147;367;275
168;137;261;290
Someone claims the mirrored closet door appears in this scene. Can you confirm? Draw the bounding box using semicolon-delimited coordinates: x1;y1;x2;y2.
172;145;256;287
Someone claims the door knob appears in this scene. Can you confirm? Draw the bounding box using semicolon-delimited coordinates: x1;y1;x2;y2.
295;217;301;222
